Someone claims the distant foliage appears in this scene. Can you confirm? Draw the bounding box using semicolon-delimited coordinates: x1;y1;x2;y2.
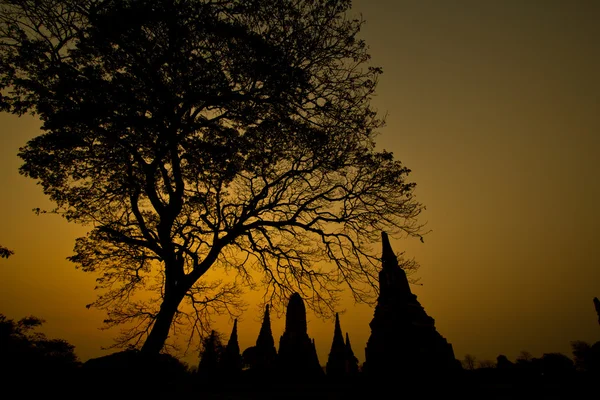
0;313;80;373
197;330;225;381
462;354;477;370
0;245;13;258
477;359;496;369
571;340;600;373
539;353;575;377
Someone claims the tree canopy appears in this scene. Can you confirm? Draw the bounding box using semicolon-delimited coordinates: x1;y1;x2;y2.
0;245;13;258
0;0;425;354
0;313;80;372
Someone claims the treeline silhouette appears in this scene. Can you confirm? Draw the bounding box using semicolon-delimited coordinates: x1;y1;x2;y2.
2;312;598;398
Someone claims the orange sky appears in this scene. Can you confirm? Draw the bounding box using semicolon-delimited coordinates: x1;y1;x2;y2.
1;0;599;367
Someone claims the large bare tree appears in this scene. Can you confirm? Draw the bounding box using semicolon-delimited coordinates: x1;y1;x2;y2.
0;0;425;354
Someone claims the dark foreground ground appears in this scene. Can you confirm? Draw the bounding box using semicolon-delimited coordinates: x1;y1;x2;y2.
6;350;597;399
13;369;596;399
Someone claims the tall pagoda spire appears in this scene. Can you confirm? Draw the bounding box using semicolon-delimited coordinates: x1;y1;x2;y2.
326;313;347;377
345;332;359;376
221;319;242;374
380;231;411;297
254;305;277;370
228;319;239;349
364;231;460;378
257;305;274;348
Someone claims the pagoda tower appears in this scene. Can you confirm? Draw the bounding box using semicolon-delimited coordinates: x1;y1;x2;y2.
326;313;359;378
221;319;242;375
253;305;278;371
345;333;359;376
363;232;460;377
326;313;347;378
278;293;323;378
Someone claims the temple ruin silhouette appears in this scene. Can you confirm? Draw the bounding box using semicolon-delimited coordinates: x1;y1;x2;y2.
241;304;277;374
363;232;460;377
278;292;324;378
211;231;460;380
326;312;359;378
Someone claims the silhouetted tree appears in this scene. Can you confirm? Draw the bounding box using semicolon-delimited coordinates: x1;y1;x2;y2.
516;350;533;363
0;313;80;374
82;348;190;394
462;354;477;370
539;353;574;377
496;354;514;369
478;359;495;369
197;330;225;382
241;346;257;371
0;245;13;258
0;0;424;355
571;340;600;373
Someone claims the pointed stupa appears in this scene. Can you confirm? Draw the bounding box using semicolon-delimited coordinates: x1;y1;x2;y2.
221;319;242;374
227;319;239;350
254;305;277;371
380;231;412;298
278;293;324;379
257;305;275;349
326;313;347;378
364;231;460;378
345;332;359;376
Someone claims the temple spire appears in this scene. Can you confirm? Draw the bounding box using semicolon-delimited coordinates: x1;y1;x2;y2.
333;313;344;347
278;293;323;378
254;304;277;371
284;293;308;334
227;319;239;348
345;332;353;354
326;312;347;377
364;231;460;377
381;231;398;271
380;231;411;296
345;332;359;376
222;319;242;374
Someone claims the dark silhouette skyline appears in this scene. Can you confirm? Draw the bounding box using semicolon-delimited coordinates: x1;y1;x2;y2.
3;231;599;396
363;232;460;376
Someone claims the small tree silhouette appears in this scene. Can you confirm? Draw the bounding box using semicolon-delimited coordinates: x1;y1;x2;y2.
197;330;225;382
0;313;79;376
571;341;600;373
0;245;13;258
462;354;477;370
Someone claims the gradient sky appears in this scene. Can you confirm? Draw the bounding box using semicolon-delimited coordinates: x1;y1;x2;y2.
1;0;599;367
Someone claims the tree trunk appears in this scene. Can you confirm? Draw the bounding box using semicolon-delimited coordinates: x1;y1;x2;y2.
140;294;183;354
